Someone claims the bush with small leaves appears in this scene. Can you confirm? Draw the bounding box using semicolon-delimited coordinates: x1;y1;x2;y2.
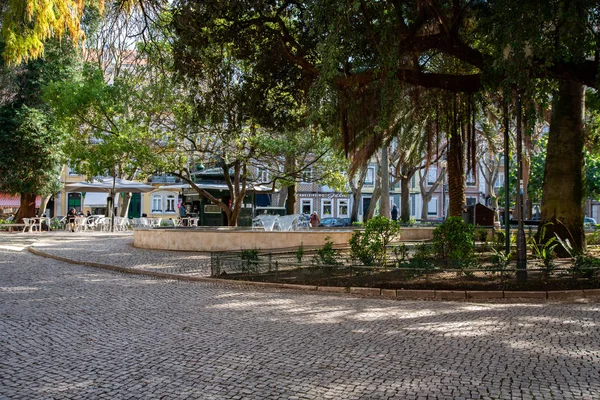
433;216;476;268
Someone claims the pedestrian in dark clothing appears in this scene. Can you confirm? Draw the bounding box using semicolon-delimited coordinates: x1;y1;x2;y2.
391;204;398;221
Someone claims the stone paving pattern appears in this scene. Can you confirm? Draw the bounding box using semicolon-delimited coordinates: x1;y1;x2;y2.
1;232;600;399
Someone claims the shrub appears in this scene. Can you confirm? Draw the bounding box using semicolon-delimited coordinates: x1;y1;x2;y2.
573;255;600;278
527;223;558;274
493;231;505;249
393;243;409;266
556;235;600;279
475;228;488;242
433;217;475;265
296;243;304;263
349;215;402;266
313;236;341;267
240;249;260;274
409;242;434;270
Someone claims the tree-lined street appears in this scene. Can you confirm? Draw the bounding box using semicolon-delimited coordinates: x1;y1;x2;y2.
1;233;599;399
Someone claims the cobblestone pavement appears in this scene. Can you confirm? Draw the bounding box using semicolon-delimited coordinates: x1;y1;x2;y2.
1;232;600;399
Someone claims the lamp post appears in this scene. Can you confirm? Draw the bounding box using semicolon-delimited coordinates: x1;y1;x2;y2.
109;168;117;233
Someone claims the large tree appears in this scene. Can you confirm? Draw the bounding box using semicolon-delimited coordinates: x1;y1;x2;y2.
168;0;598;252
0;40;80;221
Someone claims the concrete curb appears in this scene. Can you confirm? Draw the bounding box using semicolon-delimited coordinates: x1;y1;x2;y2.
29;246;600;302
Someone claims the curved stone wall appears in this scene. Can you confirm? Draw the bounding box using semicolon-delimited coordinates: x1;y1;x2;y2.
133;227;436;252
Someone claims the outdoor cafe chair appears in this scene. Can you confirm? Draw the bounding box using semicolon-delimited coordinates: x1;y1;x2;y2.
115;217;130;231
74;217;88;232
23;218;38;233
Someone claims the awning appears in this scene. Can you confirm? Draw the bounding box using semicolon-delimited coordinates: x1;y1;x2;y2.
65;177;155;193
83;192;109;207
0;194;41;207
157;183;275;192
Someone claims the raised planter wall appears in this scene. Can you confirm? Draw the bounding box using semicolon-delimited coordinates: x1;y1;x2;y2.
133;227;436;252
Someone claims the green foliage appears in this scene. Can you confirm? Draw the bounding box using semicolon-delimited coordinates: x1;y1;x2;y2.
433;217;476;263
296;243;304;264
349;215;401;266
528;223;559;271
409;243;435;270
0;106;63;196
493;231;505;246
0;40;79;203
587;231;600;245
573;255;600;279
490;247;511;269
313;236;341;267
475;228;488;242
240;248;260;274
241;249;260;262
392;243;409;266
555;234;600;279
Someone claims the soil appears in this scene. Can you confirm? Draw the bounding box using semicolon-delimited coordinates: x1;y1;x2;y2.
218;247;600;291
222;268;600;291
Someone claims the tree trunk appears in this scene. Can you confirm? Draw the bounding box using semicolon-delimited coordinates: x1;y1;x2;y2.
365;168;381;220
420;192;432;220
38;194;51;217
540;79;586;255
276;186;288;208
400;176;411;222
350;167;367;223
380;145;390;218
285;184;297;215
120;192;132;217
448;126;466;217
419;166;446;220
17;193;37;222
523;128;532;219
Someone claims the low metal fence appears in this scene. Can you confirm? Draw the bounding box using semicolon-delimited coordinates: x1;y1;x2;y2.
209;247;600;284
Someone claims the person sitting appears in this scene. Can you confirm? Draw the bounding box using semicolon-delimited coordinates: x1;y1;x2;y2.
179;204;187;226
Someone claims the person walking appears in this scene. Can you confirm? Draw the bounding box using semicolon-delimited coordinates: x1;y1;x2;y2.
391;204;398;221
309;211;320;227
67;208;77;232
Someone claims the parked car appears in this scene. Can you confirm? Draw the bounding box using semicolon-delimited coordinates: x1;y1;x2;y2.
318;217;351;227
584;217;597;229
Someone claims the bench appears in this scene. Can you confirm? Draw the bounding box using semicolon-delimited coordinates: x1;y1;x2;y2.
1;223;26;233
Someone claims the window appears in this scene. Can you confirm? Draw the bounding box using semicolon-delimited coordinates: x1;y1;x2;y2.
204;205;221;213
300;198;313;214
427;166;438;185
466;171;476;186
165;195;176;212
428;198;438;216
152;195;163;213
466;197;477;206
495;173;504;188
338;199;349;217
364;167;375;185
411;175;416;189
410;194;417;217
67;166;79;175
259;169;270;183
301;168;313;183
322;199;333;217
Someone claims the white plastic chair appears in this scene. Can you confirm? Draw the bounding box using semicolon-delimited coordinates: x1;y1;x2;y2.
74;217;88;232
115;217;130;231
23;218;37;233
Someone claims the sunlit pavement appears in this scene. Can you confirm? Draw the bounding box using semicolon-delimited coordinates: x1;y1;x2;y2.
1;232;600;399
